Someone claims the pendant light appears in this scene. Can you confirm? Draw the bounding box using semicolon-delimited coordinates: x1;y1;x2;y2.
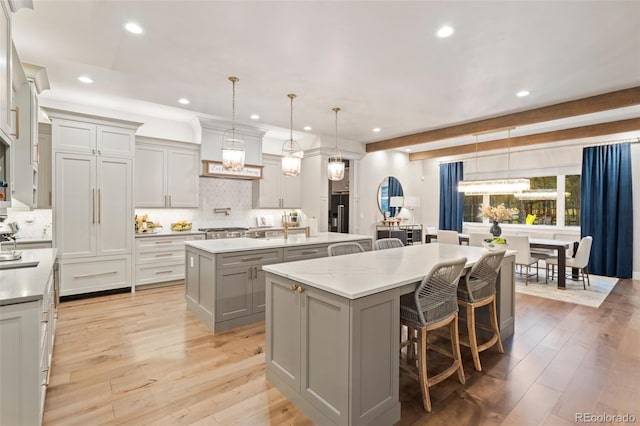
221;76;245;171
327;107;345;181
281;94;303;176
458;129;530;194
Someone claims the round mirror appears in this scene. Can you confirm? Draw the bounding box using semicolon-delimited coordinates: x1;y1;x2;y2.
377;176;404;218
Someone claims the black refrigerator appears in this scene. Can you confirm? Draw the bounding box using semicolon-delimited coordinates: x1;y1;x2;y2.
329;193;349;233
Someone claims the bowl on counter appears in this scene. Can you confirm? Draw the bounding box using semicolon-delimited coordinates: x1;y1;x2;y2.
171;222;192;231
481;238;508;251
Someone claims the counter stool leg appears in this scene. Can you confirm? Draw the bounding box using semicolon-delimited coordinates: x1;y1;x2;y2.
466;303;482;372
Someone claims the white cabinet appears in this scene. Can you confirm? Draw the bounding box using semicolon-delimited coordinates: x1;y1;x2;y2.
134;233;204;287
252;154;302;208
12;80;39;206
47;109;141;296
0;0;12;145
135;138;199;208
0;266;56;426
37;123;52;208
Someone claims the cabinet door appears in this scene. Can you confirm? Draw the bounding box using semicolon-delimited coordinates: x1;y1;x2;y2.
252;266;266;313
281;173;302;208
135;145;166;207
253;156;281;208
266;275;301;391
97;125;134;157
37;126;52;208
215;267;252;322
55;153;96;258
96;156;133;256
167;148;199;207
0;1;10;143
52;119;96;154
300;286;350;423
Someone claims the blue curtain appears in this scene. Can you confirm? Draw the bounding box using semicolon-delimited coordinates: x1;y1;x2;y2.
388;177;403;217
581;142;634;278
439;162;464;232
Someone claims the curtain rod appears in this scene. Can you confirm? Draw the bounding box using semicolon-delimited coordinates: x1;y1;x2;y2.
436;136;640;164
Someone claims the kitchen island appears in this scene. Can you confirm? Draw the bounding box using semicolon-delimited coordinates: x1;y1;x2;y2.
184;232;373;333
262;243;516;426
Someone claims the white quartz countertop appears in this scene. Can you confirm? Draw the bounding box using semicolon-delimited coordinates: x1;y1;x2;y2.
4;237;52;244
0;248;58;305
185;232;373;254
135;230;206;238
263;244;516;300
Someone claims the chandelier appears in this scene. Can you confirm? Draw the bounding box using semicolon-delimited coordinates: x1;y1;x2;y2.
281;94;303;176
458;130;530;194
327;107;345;181
221;76;245;171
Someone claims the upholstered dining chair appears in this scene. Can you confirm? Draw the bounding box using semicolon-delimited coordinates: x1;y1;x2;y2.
375;238;405;250
437;230;460;245
546;236;593;289
469;233;494;247
508;235;539;285
327;242;365;257
457;250;506;372
399;257;467;412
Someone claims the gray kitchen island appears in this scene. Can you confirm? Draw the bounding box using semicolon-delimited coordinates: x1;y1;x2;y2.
263;243;516;426
184;232;373;333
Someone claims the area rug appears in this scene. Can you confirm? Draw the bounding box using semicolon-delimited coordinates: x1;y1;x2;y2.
514;272;619;308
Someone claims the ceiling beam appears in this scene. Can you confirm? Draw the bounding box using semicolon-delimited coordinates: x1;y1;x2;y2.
366;86;640;153
408;117;640;161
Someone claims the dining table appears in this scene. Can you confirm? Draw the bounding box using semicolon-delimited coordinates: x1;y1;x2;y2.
425;232;573;289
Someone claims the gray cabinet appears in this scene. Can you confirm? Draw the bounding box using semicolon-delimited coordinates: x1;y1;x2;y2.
266;275;350;424
216;266;252;322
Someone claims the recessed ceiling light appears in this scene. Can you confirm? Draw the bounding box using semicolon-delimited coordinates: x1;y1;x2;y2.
405;148;412;152
516;90;530;97
77;76;93;84
250;114;260;120
178;98;190;105
125;22;143;34
437;25;454;38
372;127;381;133
303;126;312;131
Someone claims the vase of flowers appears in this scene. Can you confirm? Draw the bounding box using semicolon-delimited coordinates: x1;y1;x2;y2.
479;204;518;237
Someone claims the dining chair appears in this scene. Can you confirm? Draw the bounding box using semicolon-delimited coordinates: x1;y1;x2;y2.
457;250;506;372
437;230;459;245
546;236;593;289
399;257;467;412
375;238;404;250
469;232;493;247
327;242;365;257
508;235;539;285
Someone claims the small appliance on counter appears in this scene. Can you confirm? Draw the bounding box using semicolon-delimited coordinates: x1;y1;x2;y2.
0;220;23;263
135;214;163;233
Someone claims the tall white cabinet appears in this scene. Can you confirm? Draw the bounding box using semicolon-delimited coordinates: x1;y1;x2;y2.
252;154;302;208
45;108;141;296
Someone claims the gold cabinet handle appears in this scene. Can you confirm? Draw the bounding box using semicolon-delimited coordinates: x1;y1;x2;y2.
9;107;19;138
155;270;173;275
301;250;319;255
296;285;304;293
92;188;96;224
169;195;172;207
241;256;264;262
290;284;297;291
98;188;101;224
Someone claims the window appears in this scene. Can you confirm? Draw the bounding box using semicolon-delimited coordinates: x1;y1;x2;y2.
463;195;483;222
565;175;581;226
489;176;558;225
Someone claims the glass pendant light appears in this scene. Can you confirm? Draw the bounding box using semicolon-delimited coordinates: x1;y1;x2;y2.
221;76;245;171
281;94;303;176
327;107;345;181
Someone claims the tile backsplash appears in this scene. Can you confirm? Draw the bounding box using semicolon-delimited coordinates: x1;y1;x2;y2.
5;208;53;240
136;177;304;230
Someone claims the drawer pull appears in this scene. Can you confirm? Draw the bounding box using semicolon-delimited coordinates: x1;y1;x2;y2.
155;270;174;275
301;250;319;255
73;271;117;279
154;253;174;257
154;241;174;245
241;256;263;262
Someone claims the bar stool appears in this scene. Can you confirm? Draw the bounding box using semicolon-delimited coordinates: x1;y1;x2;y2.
327;242;365;256
374;238;404;250
457;250;506;372
399;257;467;412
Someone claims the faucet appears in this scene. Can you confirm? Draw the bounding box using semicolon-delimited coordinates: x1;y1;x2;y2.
283;222;289;240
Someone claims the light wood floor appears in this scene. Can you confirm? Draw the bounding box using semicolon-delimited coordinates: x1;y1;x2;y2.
44;279;640;425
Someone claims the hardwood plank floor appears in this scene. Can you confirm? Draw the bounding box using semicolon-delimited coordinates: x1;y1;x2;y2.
44;279;640;425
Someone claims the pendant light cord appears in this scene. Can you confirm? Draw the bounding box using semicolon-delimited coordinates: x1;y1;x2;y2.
333;107;341;150
229;76;238;138
288;94;296;149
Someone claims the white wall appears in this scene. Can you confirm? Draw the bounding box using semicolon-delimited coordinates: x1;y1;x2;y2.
358;151;422;239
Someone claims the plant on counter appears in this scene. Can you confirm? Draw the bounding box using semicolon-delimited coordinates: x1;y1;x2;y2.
479;203;518;222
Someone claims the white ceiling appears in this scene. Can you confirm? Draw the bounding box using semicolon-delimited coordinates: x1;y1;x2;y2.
11;1;640;151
